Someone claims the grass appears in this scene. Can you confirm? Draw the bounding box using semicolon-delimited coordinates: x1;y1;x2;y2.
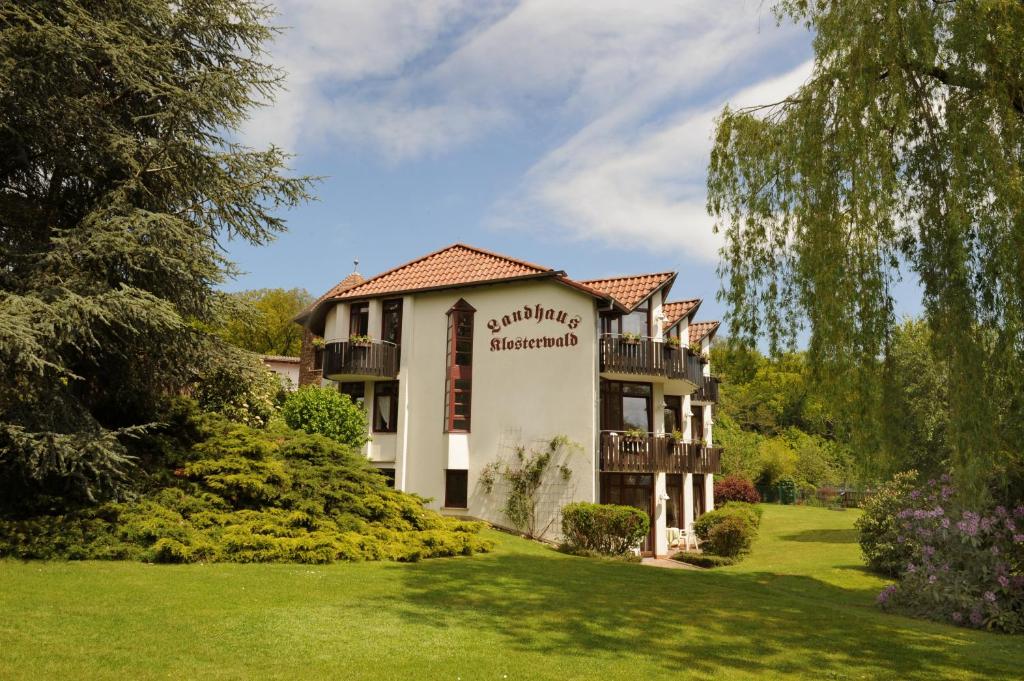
1;505;1022;680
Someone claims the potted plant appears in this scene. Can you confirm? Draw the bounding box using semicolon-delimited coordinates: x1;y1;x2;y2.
623;427;647;441
688;342;703;355
664;335;681;349
670;429;685;443
311;336;326;349
349;333;372;347
621;332;641;344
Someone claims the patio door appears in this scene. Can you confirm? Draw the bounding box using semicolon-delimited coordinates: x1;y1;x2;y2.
600;473;655;554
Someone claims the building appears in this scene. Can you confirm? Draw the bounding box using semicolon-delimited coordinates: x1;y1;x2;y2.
260;355;300;390
295;244;721;557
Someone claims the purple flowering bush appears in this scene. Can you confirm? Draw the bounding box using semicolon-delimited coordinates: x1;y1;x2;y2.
871;474;1024;633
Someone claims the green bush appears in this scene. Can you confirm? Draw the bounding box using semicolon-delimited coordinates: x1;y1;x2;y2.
672;551;737;568
282;386;369;447
0;412;491;564
560;502;650;556
854;470;919;577
194;357;284;428
719;501;763;527
694;505;759;558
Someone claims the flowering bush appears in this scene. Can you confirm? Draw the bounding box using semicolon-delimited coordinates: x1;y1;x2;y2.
872;474;1024;633
714;475;761;504
282;386;368;447
855;470;920;577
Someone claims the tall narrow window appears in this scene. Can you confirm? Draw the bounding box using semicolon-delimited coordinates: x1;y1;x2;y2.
381;298;403;346
349;302;369;337
691;405;705;443
444;299;475;432
664;395;682;434
445;469;468;508
374;381;399;432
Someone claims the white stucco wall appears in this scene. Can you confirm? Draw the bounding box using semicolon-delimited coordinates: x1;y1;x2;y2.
396;279;600;540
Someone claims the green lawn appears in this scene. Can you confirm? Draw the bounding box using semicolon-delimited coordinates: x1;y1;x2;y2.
1;505;1021;680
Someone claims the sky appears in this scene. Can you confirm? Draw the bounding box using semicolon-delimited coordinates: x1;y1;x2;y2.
225;1;827;333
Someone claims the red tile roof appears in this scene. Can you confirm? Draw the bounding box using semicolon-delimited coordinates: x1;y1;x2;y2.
661;299;701;329
333;244;555;300
578;272;675;311
294;272;365;323
689;320;721;345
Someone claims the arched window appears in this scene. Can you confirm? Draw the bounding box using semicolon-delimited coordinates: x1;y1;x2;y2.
444;299;475;432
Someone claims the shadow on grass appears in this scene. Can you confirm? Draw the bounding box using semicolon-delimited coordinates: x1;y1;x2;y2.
385;545;1014;679
779;528;859;543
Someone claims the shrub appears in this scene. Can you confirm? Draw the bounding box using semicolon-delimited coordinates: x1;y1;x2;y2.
874;474;1024;634
672;551;737;568
694;505;759;558
720;501;763;528
560;502;649;556
282;386;369;447
714;475;761;504
194;358;283;428
855;470;919;577
0;412;491;564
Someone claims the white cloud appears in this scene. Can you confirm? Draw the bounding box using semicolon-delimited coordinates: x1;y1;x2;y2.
497;61;814;262
241;0;813;254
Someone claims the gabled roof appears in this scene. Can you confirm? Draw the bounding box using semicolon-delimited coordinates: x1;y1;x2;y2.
333;243;556;300
294;272;365;324
661;299;702;330
689;320;721;345
578;272;675;311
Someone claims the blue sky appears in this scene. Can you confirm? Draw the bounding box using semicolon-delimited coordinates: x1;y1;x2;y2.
226;1;920;335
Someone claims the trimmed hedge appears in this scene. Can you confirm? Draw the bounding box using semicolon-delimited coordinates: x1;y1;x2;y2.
0;412;491;563
560;502;650;556
672;551;737;568
694;504;760;558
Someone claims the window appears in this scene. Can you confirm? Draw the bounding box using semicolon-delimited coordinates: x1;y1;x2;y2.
691;405;705;443
378;468;396;488
349;302;369;337
444;299;474;432
664;395;683;434
381;299;403;346
339;381;365;408
600;380;652;432
313;348;324;371
600;313;621;336
621;303;650;337
445;469;468;508
373;381;399;432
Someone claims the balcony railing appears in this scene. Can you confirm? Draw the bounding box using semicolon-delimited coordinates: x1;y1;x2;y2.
599;335;704;383
322;340;398;380
599;431;722;474
692;375;720;403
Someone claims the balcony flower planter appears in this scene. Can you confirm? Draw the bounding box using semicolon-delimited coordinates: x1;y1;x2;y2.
621;333;642;345
349;334;373;348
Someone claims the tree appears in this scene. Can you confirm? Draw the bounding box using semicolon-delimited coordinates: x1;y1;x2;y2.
0;1;313;508
707;2;1024;501
212;288;314;357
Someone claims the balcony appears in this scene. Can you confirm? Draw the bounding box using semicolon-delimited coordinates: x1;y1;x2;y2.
599;431;722;474
322;340;398;381
691;375;720;403
599;335;704;383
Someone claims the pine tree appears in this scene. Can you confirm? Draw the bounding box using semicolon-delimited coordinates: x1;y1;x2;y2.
0;1;312;506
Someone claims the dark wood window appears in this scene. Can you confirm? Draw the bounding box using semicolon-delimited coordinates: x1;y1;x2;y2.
349;302;369;337
378;468;396;488
693;473;707;517
666;473;684;528
691;405;705;443
445;469;468;508
664;395;683;434
339;381;365;408
600;313;622;336
600;379;652;432
600;473;655;553
381;298;403;347
621;302;650;337
313;348;324;370
444;299;475;432
373;381;399;432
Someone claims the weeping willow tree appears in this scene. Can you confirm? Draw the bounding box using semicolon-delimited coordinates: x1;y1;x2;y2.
0;1;312;508
707;1;1024;501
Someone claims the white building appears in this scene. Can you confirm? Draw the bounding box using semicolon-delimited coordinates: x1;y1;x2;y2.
296;244;721;557
260;355;300;390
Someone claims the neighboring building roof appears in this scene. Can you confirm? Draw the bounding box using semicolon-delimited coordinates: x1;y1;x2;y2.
689;320;721;345
578;272;675;311
333;243;555;300
261;355;300;364
661;299;702;329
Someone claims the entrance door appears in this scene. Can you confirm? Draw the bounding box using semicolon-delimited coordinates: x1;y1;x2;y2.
600;473;655;554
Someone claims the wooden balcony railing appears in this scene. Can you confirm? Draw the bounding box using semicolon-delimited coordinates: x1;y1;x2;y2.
599;335;704;383
322;340;398;380
692;375;720;403
599;431;722;474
